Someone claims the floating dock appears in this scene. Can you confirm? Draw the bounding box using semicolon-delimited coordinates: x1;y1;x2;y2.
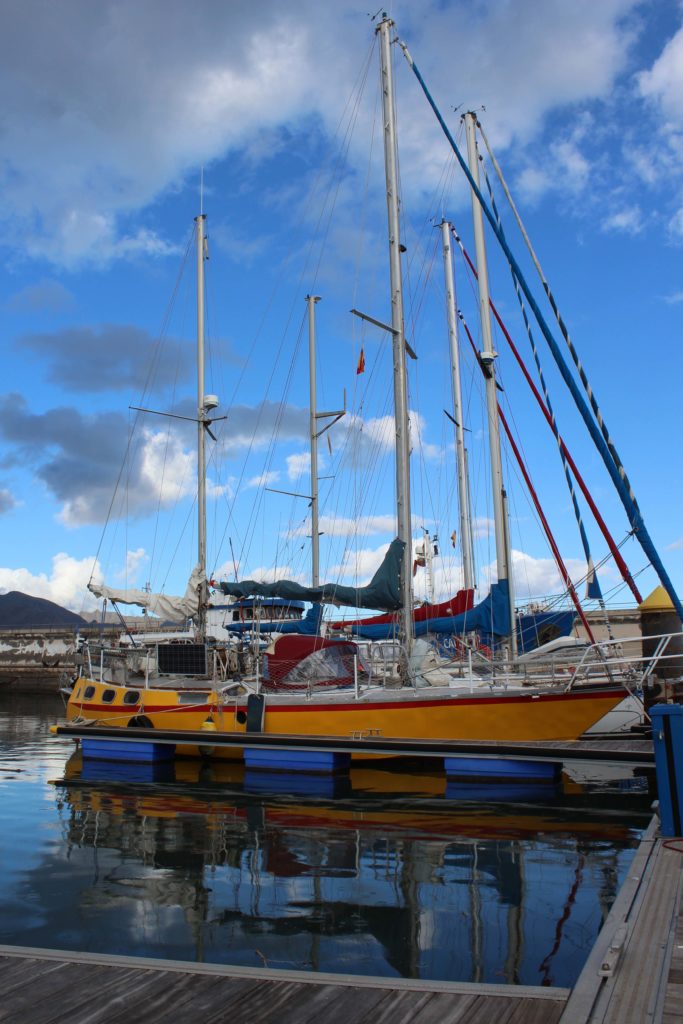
54;723;656;766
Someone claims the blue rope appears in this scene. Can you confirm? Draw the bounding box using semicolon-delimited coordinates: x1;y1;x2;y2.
400;43;683;622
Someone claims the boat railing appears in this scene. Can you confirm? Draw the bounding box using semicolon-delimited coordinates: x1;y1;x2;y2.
561;631;681;698
424;629;681;695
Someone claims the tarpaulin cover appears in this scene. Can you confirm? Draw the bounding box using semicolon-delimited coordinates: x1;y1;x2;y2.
216;538;405;611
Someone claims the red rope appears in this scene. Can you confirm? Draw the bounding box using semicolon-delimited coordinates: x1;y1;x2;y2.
458;317;594;640
458;240;642;604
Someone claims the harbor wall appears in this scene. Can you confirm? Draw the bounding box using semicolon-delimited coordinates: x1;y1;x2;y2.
0;627;114;694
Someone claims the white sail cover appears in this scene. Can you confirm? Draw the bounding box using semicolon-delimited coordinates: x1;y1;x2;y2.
88;565;205;623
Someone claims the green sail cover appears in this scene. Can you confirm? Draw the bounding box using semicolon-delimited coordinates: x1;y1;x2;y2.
216;538;405;611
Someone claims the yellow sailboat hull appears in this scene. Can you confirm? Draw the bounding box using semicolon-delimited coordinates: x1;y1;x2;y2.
65;676;627;758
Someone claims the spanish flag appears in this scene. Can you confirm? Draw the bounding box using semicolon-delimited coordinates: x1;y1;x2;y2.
356;347;365;374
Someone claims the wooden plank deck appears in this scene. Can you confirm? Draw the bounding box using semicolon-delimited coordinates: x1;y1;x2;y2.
0;946;569;1024
560;817;683;1023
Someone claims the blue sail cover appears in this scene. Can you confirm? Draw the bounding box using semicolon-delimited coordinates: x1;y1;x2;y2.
216;538;405;612
515;610;576;654
351;580;512;640
349;581;574;653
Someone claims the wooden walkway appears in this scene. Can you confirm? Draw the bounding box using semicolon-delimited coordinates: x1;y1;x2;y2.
0;947;568;1024
560;818;683;1022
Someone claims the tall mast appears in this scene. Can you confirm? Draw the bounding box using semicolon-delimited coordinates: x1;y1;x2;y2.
464;113;516;652
195;213;208;635
440;219;474;592
377;14;413;656
306;294;321;587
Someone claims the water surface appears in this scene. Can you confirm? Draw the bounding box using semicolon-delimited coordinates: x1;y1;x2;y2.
0;692;652;986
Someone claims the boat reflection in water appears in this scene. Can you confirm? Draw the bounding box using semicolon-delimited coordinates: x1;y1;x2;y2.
52;754;652;987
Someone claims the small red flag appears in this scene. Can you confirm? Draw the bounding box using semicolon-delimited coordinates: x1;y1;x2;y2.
356;347;365;374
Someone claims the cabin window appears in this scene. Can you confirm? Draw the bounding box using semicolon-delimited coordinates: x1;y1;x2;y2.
101;689;117;703
123;691;141;705
177;692;208;705
83;686;96;699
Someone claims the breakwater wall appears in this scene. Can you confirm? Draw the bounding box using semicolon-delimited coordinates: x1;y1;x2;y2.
0;627;116;694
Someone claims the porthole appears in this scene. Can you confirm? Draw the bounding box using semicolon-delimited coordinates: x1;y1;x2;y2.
83;686;96;699
123;691;141;705
236;710;247;725
101;689;117;703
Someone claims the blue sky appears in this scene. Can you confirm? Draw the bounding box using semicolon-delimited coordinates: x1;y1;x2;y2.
0;0;681;614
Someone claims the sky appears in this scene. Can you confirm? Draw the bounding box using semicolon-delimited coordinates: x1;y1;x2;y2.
0;0;682;617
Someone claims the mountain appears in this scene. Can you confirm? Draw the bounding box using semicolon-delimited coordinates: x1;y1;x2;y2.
0;591;87;628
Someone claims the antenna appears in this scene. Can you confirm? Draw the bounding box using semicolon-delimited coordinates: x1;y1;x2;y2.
200;167;204;215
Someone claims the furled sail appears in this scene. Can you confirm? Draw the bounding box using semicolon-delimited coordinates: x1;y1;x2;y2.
215;538;405;612
88;564;205;623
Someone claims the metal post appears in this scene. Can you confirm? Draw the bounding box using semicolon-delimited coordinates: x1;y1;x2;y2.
195;213;208;638
440;219;474;591
464;113;514;643
377;15;413;660
306;295;321;587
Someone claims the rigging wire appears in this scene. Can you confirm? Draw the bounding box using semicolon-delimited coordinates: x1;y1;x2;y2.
89;227;195;586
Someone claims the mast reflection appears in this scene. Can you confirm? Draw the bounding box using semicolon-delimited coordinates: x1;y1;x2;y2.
52;754;652;986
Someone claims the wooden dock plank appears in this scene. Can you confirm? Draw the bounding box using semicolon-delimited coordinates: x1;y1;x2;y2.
507;998;565;1024
370;989;473;1024
560;817;683;1024
247;981;396;1024
0;962;145;1024
0;952;569;1024
85;974;256;1024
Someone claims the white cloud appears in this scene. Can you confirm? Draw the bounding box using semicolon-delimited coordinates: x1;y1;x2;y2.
289;514;397;538
472;517;494;540
479;549;590;600
551;139;591;194
138;430;195;503
115;547;148;584
332;409;439;468
516;166;552;204
601;205;644;234
638;24;683;124
667;537;683;551
329;543;389;583
668;207;683;240
516;122;594;204
286;451;311;481
247;470;280;489
57;426;195;527
0;552;103;612
663;290;683;305
0;0;644;265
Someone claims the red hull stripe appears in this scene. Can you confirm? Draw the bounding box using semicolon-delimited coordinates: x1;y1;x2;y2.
75;687;623;718
75;703;212;715
233;688;624;714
